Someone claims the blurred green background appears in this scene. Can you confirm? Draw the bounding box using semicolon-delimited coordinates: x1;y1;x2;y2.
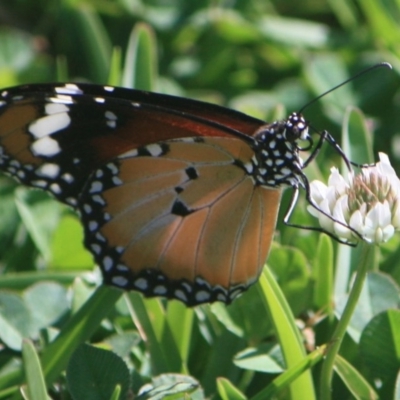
0;1;400;399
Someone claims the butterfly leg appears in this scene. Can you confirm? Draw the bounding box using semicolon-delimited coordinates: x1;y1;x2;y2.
303;130;352;170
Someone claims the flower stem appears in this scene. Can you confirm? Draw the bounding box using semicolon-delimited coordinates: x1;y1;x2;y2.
319;242;372;400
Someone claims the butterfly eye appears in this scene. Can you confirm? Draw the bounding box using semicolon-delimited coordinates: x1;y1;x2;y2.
0;82;352;305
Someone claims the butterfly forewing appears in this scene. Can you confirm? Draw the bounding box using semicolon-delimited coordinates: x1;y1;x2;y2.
0;84;265;207
79;137;281;305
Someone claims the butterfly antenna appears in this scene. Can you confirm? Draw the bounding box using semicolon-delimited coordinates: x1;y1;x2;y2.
298;62;392;114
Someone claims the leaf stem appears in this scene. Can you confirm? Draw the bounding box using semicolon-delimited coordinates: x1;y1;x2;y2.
319;241;372;400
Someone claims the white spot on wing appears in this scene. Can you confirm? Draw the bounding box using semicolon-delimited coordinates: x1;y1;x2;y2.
91;244;101;254
31;180;48;188
66;197;78;206
10;160;20;167
146;143;163;157
154;286;167;295
29;113;71;138
50;183;62;194
31;136;61;156
134;278;148;290
89;221;99;231
217;293;227;302
103;256;113;271
89;181;103;193
55;84;83;95
47;95;74;104
112;176;122;185
83;204;92;213
61;173;74;183
92;194;106;205
119;149;138;159
243;162;253;173
45;103;69;115
36;163;60;178
95;232;106;242
107;163;118;174
112;276;128;286
195;291;210;302
105;110;117;120
175;290;188;302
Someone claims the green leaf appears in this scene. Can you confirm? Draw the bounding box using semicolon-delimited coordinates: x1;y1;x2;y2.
0;271;85;291
23;282;70;333
341;107;374;167
251;345;326;400
0;312;24;351
0;291;32;341
0;27;35;86
212;283;275;342
122;23;157;91
39;286;121;386
217;377;247;400
109;385;121;400
166;301;194;369
22;339;50;400
256;269;316;400
105;332;141;359
234;343;284;373
108;47;122;86
334;354;378;400
50;214;93;269
258;16;330;48
304;54;354;123
67;344;130;400
267;244;311;316
214;10;261;43
394;369;400;400
60;5;112;82
336;272;400;342
14;189;62;262
137;374;203;400
359;309;400;384
313;235;334;318
357;0;400;47
56;54;69;81
125;294;183;374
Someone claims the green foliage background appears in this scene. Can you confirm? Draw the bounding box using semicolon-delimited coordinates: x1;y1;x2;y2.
0;1;399;399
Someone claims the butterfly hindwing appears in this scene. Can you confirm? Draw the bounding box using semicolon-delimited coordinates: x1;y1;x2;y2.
78;137;281;305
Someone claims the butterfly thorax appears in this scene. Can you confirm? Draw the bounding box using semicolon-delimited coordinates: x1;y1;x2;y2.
250;112;309;188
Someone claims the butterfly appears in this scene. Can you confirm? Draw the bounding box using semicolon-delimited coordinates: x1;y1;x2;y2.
0;82;346;306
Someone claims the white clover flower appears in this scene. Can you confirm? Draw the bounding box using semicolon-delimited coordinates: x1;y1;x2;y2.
308;153;400;244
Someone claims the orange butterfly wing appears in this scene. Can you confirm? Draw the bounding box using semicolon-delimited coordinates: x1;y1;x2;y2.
0;83;297;305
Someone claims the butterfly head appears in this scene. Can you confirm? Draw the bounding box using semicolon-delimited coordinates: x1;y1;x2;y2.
284;112;309;142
